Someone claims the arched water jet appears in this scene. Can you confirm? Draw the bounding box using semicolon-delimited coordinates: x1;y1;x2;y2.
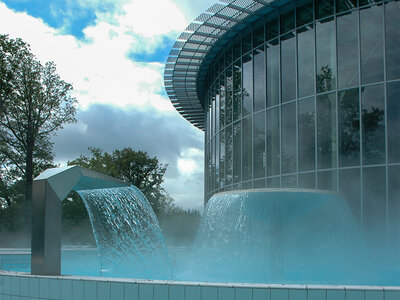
31;166;128;275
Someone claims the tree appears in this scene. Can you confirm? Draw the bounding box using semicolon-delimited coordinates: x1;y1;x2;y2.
68;147;173;215
0;34;77;226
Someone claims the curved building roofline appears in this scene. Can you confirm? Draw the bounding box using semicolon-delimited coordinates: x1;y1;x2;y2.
164;0;301;131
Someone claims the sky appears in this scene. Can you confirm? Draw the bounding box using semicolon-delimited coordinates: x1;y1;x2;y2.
0;0;217;212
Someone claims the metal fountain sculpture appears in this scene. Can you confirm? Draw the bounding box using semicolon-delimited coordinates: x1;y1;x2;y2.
31;165;128;275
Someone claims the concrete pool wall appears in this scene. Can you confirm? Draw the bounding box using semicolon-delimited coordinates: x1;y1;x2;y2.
1;271;399;300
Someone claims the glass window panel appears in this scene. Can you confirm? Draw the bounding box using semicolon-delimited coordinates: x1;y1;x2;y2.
254;111;266;179
317;93;337;169
206;107;211;142
337;11;359;89
220;130;225;189
362;84;385;165
242;54;253;116
316;18;336;93
242;117;253;181
266;39;280;107
297;2;314;27
206;144;210;194
280;10;295;34
242;181;252;189
215;84;220;134
242;33;252;54
281;32;297;102
254;179;266;188
339;168;361;225
363;167;386;246
226;46;233;66
360;5;384;84
386;1;400;80
299;172;316;189
317;170;337;191
336;0;357;13
233;40;241;61
316;0;334;19
387;81;400;163
267;177;280;188
254;47;266;112
233;121;241;183
267;108;280;176
233;60;242;121
339;88;360;167
253;24;265;48
388;166;400;250
215;133;220;189
266;18;279;41
211;137;216;191
298;97;316;171
297;26;315;98
226;68;233;125
220;76;225;130
282;175;297;188
225;125;233;185
211;91;216;137
281;102;297;174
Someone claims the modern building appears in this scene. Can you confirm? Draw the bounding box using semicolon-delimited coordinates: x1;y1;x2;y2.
164;0;399;249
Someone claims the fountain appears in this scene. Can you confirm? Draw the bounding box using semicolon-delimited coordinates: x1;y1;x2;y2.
2;166;398;300
77;186;171;279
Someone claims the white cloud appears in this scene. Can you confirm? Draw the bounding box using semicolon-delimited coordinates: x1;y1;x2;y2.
0;0;206;210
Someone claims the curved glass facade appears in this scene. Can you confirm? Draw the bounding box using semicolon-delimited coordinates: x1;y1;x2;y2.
204;0;399;245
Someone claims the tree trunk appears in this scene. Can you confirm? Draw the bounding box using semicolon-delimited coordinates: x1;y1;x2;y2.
24;141;34;231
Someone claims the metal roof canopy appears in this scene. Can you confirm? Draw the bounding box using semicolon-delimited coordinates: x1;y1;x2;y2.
164;0;297;131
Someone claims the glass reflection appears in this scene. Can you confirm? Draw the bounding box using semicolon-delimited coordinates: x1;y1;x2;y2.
362;84;385;165
316;18;336;93
385;1;400;80
226;68;233;125
266;39;280;107
254;47;265;112
298;97;315;171
387;81;400;163
233;60;242;121
339;88;360;167
317;170;337;191
220;129;225;188
242;53;253;116
267;108;280;176
225;125;233;185
299;172;316;189
297;26;315;98
281;102;297;174
317;93;337;169
220;76;225;130
360;5;384;84
242;117;253;181
233;121;241;183
337;11;359;89
254;111;266;179
281;32;296;102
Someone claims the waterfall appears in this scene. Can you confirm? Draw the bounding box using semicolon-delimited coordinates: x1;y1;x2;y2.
77;186;171;279
191;189;364;284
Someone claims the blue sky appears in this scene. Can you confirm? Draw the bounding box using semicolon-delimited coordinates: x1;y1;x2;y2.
0;0;217;210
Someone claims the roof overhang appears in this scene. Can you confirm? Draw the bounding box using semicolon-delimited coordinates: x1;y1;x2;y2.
164;0;297;131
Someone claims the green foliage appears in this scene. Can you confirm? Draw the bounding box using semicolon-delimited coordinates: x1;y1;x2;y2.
0;34;77;230
68;147;173;215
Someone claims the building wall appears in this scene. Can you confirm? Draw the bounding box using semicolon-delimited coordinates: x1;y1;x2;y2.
204;0;399;247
